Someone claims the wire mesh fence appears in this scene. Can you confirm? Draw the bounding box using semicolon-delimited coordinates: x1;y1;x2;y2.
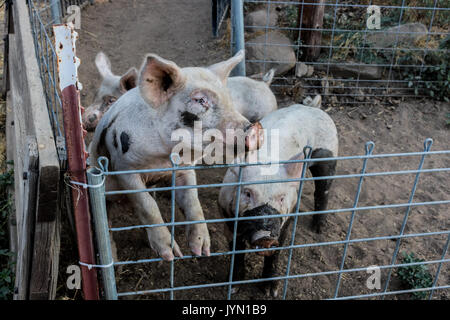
237;0;450;105
24;0;449;300
85;139;450;300
27;0;93;164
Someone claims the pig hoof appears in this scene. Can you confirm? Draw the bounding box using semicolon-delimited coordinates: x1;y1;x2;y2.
158;242;183;262
231;287;240;295
159;248;175;262
312;220;325;234
149;230;183;262
262;281;280;298
188;224;211;257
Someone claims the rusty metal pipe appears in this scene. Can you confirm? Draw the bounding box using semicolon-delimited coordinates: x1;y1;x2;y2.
55;24;99;300
61;85;99;300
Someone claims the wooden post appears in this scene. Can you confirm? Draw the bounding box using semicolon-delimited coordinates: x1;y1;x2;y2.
13;137;38;300
1;0;13;98
9;0;61;300
297;0;325;61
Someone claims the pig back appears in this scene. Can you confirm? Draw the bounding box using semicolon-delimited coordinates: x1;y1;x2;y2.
259;104;338;161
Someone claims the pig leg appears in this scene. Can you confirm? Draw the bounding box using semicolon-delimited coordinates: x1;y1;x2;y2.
227;233;247;294
116;174;182;261
261;217;292;298
174;170;210;256
309;148;337;233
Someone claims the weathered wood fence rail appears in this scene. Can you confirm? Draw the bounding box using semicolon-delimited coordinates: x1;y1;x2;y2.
5;0;61;300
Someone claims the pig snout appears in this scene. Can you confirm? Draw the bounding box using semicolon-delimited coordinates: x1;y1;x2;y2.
252;234;279;257
83;108;106;131
244;122;264;151
83;109;101;131
238;204;281;256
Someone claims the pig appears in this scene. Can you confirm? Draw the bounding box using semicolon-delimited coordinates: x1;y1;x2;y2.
218;96;338;297
82;52;138;131
88;50;264;262
227;69;277;123
83;53;277;131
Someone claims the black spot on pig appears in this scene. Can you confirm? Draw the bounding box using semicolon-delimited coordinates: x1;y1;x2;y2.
120;132;131;153
97;115;118;155
112;129;118;149
181;111;199;127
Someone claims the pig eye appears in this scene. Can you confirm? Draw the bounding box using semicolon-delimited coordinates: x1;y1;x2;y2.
109;97;117;104
103;96;117;105
243;189;252;200
194;97;209;110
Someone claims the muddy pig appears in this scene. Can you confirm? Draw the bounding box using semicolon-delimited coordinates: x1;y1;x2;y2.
82;52;138;131
89;50;264;261
218;96;338;297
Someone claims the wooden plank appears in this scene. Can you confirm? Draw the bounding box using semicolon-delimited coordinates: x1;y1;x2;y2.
29;214;61;300
13;0;60;223
13;136;38;300
11;0;61;300
6;91;17;268
1;0;13;97
297;0;325;61
7;35;25;251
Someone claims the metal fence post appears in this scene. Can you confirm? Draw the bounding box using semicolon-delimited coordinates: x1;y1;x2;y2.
54;24;99;300
231;0;245;76
50;0;62;24
87;167;118;300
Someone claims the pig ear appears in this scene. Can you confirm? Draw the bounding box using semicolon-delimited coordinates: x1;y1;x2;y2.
284;152;305;179
262;69;275;85
95;52;114;79
138;54;186;108
208;49;245;85
310;95;322;108
119;67;138;93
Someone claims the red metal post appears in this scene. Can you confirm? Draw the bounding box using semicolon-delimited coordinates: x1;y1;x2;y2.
61;85;100;300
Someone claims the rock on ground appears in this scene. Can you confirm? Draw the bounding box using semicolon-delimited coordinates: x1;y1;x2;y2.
244;9;278;33
246;31;296;76
316;60;383;80
366;23;428;48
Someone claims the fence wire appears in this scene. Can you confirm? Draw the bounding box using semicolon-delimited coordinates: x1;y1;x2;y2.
25;0;449;300
238;0;450;105
27;0;92;164
86;139;450;300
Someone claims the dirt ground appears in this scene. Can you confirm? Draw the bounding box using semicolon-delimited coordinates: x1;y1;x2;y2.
72;0;449;300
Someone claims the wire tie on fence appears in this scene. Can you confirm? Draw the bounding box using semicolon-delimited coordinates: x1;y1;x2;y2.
69;177;106;189
64;174;105;207
79;260;114;270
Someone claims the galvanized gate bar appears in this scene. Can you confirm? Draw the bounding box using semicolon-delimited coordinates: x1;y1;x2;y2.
333;142;374;298
87;168;118;300
227;165;244;299
428;233;450;300
230;0;245;76
111;230;450;266
282;146;312;299
381;139;433;296
115;258;450;297
96;137;448;299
